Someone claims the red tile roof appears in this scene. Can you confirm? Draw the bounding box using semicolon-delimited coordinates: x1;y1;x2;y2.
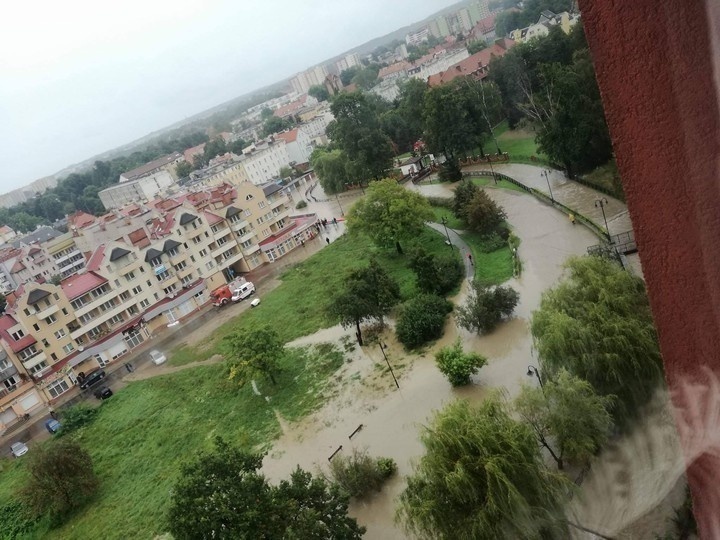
0;314;38;353
274;129;299;143
87;245;106;272
69;211;97;230
204;211;224;226
379;61;410;79
427;39;515;87
0;225;13;234
128;228;150;248
273;95;308;118
61;271;108;300
184;143;206;163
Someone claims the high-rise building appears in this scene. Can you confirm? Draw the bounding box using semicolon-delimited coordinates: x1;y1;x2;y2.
429;16;451;38
335;53;360;73
291;65;329;94
458;8;474;33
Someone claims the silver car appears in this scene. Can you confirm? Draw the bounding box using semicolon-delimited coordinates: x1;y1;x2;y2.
10;442;28;457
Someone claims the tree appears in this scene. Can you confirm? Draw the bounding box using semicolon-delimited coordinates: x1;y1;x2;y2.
175;161;193;178
397;397;569;539
351;66;380;90
279;166;293;179
531;256;663;420
311;148;356;195
340;66;361;86
228;137;248;155
515;369;614;470
168;438;364;540
346;179;434;254
329;92;393;180
465;189;507;235
308;84;330;102
452;179;478;221
224;326;284;385
408;247;463;296
260;107;274;120
456;282;519;334
203;137;228;162
466;39;487;54
261;116;293;138
328;448;397;499
328;259;400;345
21;439;99;517
48;274;62;286
435;338;487;386
396;294;453;349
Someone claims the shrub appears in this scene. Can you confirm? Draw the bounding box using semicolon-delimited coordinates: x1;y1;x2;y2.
396;294;453;349
328;448;397;499
435;339;488;386
58;403;99;435
438;159;462;182
295;200;308;209
452;179;478;220
425;196;453;209
465;190;507;236
409;248;463;296
456;283;519;334
476;233;506;253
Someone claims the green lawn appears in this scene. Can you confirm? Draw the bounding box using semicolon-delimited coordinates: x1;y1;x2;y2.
431;206;464;229
0;344;345;539
481;120;548;162
461;232;515;285
171;228;460;366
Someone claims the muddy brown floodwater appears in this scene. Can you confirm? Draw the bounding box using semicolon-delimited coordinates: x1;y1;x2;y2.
262;184;676;539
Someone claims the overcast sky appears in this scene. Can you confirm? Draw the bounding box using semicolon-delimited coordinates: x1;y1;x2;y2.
0;0;455;192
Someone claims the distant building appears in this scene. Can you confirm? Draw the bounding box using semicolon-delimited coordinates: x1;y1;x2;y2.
509;11;580;43
119;152;184;183
429;16;451;38
274;129;313;165
458;8;474;33
273;94;318;119
99;170;175;210
0;226;17;245
238;139;291;185
406;27;430;46
183;143;206;165
335;53;360;73
427;38;515;87
290;65;329;94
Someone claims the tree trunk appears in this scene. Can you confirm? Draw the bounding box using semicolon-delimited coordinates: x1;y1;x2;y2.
355;320;363;346
539;435;563;470
395;241;403;255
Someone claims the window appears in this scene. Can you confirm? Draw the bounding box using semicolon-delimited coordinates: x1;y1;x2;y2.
211;225;220;233
163;284;177;295
114;279;120;287
54;329;66;339
119;291;130;301
229;214;242;223
217;236;228;246
91;285;109;298
33;323;40;332
125;271;135;281
258;201;266;209
190;255;196;263
241;239;253;249
262;229;270;238
79;313;94;325
181;274;194;286
10;330;25;341
131;285;142;295
28;361;47;374
62;308;68;315
95;354;109;368
71;298;85;310
127;304;139;315
168;248;179;257
156;270;171;282
42;338;50;347
108;314;124;326
63;343;74;354
199;249;208;257
46;314;57;324
139;299;150;309
245;194;254;201
244;209;252;217
51;352;58;361
47;379;69;398
146;280;152;287
100;300;115;312
88;327;102;339
3;376;18;391
150;257;162;267
205;261;214;271
175;261;187;271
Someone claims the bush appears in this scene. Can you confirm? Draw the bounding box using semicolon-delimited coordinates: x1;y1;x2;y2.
439;159;462;182
396;294;453;349
476;233;506;253
465;190;507;236
425;196;453;209
452;179;478;220
456;283;519;334
0;501;39;539
435;339;488;386
58;403;99;435
295;200;308;209
328;448;397;499
409;248;463;296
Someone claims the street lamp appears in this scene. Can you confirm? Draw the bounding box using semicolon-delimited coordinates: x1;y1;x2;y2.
541;169;554;203
486;155;497;185
594;197;611;240
335;193;344;216
379;341;400;389
440;217;454;249
527;365;544;390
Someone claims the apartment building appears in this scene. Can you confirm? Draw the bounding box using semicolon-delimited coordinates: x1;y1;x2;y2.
335;53;360;73
187;155;250;189
406;27;430;46
0;334;46;432
274;129;313;165
0;226;17;245
99;169;176;210
239;140;291;185
45;232;85;279
119;152;184;183
290;65;329;95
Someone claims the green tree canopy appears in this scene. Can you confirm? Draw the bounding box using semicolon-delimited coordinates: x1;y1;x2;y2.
465;189;507;236
261;115;293;138
396;293;453;349
515;369;614;469
346;179;434;254
175;161;193;178
397;397;569;539
224;326;284;385
327;259;401;345
456;282;519;334
531;256;663;421
311;148;357;195
408;247;463;296
168;438;364;539
435;338;487;386
308;84;330;102
466;39;487;55
452;179;479;221
21;439;99;518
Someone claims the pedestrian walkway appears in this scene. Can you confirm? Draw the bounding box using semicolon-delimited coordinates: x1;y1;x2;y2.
425;222;474;280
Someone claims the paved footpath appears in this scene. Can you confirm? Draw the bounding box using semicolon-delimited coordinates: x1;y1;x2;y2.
426;222;474;279
464;163;634;236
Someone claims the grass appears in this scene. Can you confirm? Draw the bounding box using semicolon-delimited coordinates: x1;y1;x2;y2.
481;120;549;163
172;228;459;365
431;206;464;229
0;343;345;539
461;232;514;285
583;160;624;200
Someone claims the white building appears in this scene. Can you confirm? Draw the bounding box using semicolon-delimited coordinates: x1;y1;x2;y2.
99;170;175;210
335;53;360;73
290;65;329;94
274;129;313;165
406;27;430;46
238;140;291;185
410;48;470;81
119;153;183;183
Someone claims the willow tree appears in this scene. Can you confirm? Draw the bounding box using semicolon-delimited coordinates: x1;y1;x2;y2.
397;397;569;539
531;255;663;421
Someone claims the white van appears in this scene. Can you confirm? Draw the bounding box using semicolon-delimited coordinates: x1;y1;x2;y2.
231;282;255;302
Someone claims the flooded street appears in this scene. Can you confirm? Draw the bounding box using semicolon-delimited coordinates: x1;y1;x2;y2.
263;183;602;538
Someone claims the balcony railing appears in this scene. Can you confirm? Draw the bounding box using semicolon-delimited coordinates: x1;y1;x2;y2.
0;364;18;382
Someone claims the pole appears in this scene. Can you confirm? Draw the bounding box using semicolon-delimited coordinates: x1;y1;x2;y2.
527;365;544;390
595;198;611;240
487;156;497;184
335;193;344;216
542;170;554;203
441;217;454;249
379;342;399;389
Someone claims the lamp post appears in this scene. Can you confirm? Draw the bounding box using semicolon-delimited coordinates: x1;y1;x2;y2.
486;155;497;185
541;169;554;203
335;193;344;216
440;217;454;249
527;365;544;391
379;341;400;389
595;197;611;240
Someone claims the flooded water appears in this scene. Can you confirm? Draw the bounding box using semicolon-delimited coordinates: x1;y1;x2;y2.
263;184;609;538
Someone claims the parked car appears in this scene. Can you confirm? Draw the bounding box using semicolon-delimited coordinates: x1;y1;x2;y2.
231;282;256;302
78;369;106;390
44;419;62;434
150;350;167;365
10;442;28;457
94;386;113;400
250;298;261;308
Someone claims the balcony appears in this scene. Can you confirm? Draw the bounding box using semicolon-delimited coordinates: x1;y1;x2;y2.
35;304;59;320
74;289;117;318
55;249;82;265
168;251;186;265
218;250;244;268
238;230;257;244
0;364;18;382
70;297;139;340
176;265;193;279
21;351;47;370
231;219;250;232
242;243;261;255
211;241;236;260
270;196;287;209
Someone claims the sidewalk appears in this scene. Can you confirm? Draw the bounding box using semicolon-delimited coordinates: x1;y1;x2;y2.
425;223;474;279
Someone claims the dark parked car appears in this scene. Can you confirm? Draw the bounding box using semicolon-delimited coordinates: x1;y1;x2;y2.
78;369;106;390
94;386;113;400
44;419;62;434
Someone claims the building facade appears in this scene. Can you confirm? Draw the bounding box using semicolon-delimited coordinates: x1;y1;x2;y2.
99;170;175;210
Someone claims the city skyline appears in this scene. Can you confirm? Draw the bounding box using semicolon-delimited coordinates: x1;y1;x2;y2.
1;0;459;193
